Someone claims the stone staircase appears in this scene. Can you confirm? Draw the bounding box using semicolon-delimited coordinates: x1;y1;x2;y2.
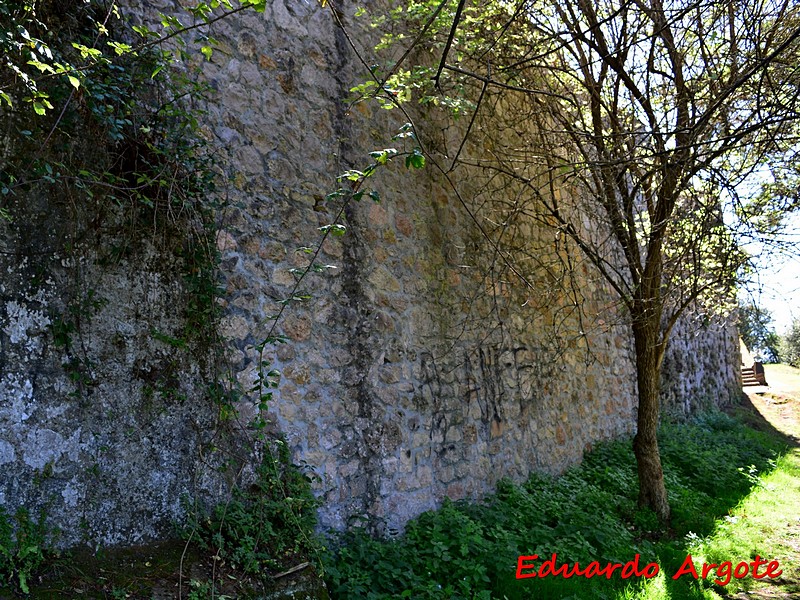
740;339;768;387
742;362;768;387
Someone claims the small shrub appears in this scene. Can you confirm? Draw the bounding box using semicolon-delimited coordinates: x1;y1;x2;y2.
185;440;321;578
0;507;52;595
780;319;800;367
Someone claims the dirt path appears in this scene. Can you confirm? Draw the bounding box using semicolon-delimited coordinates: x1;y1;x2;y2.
731;364;800;599
747;364;800;442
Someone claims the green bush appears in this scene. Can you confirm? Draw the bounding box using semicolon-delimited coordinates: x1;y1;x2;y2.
185;440;321;577
781;319;800;367
738;303;781;363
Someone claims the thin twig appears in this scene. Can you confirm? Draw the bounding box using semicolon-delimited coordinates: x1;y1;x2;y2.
433;0;466;87
274;561;311;579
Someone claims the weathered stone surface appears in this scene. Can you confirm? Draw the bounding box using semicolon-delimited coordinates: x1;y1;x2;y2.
0;0;741;548
0;228;226;546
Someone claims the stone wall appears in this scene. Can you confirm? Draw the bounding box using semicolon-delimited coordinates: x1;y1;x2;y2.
660;314;742;415
0;194;229;546
0;0;741;546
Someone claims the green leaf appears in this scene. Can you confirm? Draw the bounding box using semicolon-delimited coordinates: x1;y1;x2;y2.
190;2;213;19
201;45;213;61
392;122;417;141
368;148;398;165
243;0;267;12
0;92;11;107
18;575;28;595
107;41;133;56
337;169;364;182
71;43;103;59
326;189;346;202
350;80;378;96
311;263;338;273
405;149;425;169
132;25;155;38
67;75;80;89
319;223;347;236
27;59;54;74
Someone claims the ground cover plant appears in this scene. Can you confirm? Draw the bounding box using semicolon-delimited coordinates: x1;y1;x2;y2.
677;449;800;599
0;508;52;595
0;445;325;598
324;410;790;599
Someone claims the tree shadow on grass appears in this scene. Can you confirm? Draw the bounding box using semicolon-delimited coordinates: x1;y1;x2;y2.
732;390;800;446
505;391;798;600
656;391;799;600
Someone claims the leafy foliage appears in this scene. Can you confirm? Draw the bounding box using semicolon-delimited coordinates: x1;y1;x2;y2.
0;0;265;222
185;440;322;579
324;412;785;599
0;507;53;595
781;319;800;368
0;0;267;116
738;303;781;363
0;2;235;420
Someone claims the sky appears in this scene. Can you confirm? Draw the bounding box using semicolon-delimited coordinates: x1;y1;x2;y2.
742;214;800;335
750;257;800;334
750;266;800;335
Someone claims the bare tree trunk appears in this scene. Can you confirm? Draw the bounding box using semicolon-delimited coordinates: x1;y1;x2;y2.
631;317;671;523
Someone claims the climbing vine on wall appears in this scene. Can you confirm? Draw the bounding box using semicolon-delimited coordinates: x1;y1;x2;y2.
0;0;435;593
0;0;324;592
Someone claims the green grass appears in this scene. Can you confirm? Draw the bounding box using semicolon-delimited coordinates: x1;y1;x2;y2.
625;448;800;600
324;409;795;600
686;450;800;595
764;363;800;398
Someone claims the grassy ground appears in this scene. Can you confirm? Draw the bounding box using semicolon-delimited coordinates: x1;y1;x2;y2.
325;366;800;600
625;449;800;600
708;363;800;599
764;364;800;399
602;365;800;600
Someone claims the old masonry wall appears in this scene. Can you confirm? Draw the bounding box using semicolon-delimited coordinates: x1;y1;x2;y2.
0;1;742;546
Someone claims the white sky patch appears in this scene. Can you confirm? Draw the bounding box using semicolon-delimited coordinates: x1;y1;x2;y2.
732;167;800;335
747;223;800;334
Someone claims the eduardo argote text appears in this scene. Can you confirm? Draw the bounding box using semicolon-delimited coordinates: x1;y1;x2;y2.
516;553;782;585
